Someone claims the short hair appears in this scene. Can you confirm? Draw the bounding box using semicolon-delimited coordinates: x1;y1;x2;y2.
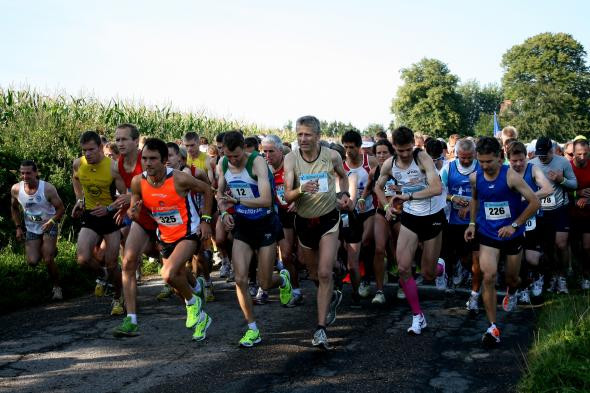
341;130;362;147
183;131;199;142
200;136;209;144
328;142;345;160
244;136;259;150
116;123;140;140
392;126;414;146
296;115;321;134
104;142;119;154
506;141;527;158
375;131;388;140
375;139;395;155
166;142;180;155
425;139;443;159
503;137;517;147
262;134;283;150
223;131;245;151
20;160;38;171
456;138;476;154
564;141;573;151
179;146;187;159
574;139;589;150
215;132;226;144
449;134;460;143
142;138;168;162
501;126;518;139
80;130;102;146
476;137;501;156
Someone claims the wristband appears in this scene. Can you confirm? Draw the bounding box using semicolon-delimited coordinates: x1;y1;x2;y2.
201;214;212;220
450;195;455;203
201;216;212;224
468;222;476;226
221;211;229;218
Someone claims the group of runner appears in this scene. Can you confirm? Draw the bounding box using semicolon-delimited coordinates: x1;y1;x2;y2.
10;118;590;349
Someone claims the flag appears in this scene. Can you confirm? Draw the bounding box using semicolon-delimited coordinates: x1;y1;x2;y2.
493;112;501;137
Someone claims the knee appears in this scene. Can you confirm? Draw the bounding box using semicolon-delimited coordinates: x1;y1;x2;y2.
317;268;331;283
398;265;411;279
556;238;568;250
76;252;89;266
122;257;138;274
26;255;41;266
234;273;249;289
483;272;496;286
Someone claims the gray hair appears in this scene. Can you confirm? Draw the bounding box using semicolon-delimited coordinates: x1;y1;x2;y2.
456;138;476;154
262;134;283;149
296;115;321;134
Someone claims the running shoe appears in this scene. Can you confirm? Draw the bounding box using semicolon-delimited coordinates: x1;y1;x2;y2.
219;263;231;278
239;328;261;347
482;325;501;347
546;276;557;293
253;288;269;305
95;279;106;297
205;283;215;302
581;278;590;291
279;269;293;306
192;312;212;341
371;290;386;305
518;290;531;305
110;297;125;316
530;275;544;297
415;275;424;286
397;286;406;300
312;328;331;350
407;313;427;335
52;286;63;300
113;316;139;337
466;293;479;314
226;268;235;283
326;289;343;326
157;284;174;300
194;276;206;304
285;292;303;308
435;259;447;290
452;262;465;286
358;280;371;298
248;282;258;297
556;276;569;294
185;297;202;329
502;289;518;312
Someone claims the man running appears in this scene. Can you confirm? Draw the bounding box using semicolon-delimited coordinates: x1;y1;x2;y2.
72;130;127;315
217;131;293;347
128;138;213;340
374;126;446;335
262;134;303;307
569;139;590;290
464;137;540;347
284;115;351;349
11;160;65;300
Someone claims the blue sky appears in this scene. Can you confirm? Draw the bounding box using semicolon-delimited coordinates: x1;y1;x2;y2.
1;0;589;130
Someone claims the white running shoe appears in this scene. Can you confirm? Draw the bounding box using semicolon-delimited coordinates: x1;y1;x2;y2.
371;291;386;305
358;281;371;298
466;293;479;314
407;313;427;335
248;283;258;298
581;278;590;290
452;261;465;286
556;276;569;294
530;275;544;297
219;263;231;278
502;289;518;312
518;290;531;304
435;259;447;290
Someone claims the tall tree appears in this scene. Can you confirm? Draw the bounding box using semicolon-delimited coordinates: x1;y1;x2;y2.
457;80;503;135
391;58;463;138
501;32;590;140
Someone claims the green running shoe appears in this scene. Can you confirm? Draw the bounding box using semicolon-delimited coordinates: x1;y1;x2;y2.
194;276;206;304
192;312;212;341
113;316;139;337
239;328;261;347
185;297;202;329
279;269;293;306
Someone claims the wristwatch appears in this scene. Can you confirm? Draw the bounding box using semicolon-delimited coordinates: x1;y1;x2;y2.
511;222;519;229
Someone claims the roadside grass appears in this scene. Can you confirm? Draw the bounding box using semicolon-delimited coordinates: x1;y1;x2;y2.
519;292;590;392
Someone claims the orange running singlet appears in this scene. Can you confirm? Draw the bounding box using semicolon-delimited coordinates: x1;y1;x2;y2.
141;168;199;243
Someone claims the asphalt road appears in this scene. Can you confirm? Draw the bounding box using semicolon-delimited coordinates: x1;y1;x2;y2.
0;274;536;393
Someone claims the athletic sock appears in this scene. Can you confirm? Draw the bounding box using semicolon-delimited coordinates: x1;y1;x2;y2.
127;313;137;324
471;290;479;297
293;288;301;296
193;280;202;294
436;260;444;276
399;277;422;315
248;321;258;331
185;295;197;306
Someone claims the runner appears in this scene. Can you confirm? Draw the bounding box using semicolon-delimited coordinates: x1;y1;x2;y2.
569;139;590;290
217;131;293;347
506;141;553;302
464;137;540;347
184;131;211;178
374;126;447;335
530;137;577;294
11;160;65;300
262;134;303;307
72;130;127;315
128;138;213;341
283;115;351;349
214;133;234;281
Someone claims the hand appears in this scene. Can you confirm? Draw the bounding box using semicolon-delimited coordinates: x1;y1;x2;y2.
71;200;84;218
127;200;142;221
287;202;297;213
391;193;410;203
458;206;470;220
337;194;353;211
90;205;108;217
199;222;212;240
497;225;516;238
301;180;319;194
454;196;470;208
464;225;475;242
547;170;563;183
114;193;131;209
114;206;128;225
222;213;235;231
220;195;238;205
16;227;24;241
581;188;590;198
385;206;397;221
41;220;56;233
577;197;588;209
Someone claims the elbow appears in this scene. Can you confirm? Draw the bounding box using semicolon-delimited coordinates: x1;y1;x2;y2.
431;184;442;196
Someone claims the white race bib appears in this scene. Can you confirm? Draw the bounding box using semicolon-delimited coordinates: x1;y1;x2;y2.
26;213;43;222
276;184;287;206
300;172;329;193
384;180;396;197
525;216;536;231
152;210;183;226
540;194;556;208
229;181;255;199
484;201;511;221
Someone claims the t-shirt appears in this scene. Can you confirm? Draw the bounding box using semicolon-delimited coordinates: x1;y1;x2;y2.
293;146;337;218
570;161;590;218
529;155;577;210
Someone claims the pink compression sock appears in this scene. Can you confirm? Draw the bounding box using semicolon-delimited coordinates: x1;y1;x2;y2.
400;277;422;315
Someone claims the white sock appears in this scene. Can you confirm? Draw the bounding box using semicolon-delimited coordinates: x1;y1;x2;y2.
293;288;301;296
185;295;197;306
193;280;202;294
127;313;137;324
471;290;479;297
248;321;258;331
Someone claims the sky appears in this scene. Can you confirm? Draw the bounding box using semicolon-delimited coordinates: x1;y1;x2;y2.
1;0;589;131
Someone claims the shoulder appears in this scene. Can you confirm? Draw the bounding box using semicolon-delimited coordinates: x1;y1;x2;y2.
73;157;81;168
43;181;58;195
11;182;20;196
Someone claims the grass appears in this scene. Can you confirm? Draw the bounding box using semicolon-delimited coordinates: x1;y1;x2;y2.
519;293;590;392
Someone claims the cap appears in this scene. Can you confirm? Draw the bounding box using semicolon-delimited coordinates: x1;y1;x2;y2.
535;137;553;156
526;143;535;154
574;135;587;141
361;141;375;149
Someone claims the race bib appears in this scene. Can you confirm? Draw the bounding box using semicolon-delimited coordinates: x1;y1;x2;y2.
152;210;183;226
384;180;396;197
300;172;329;193
525;216;536;231
484;201;511;221
401;184;426;194
26;214;43;222
276;184;287;206
229;181;255;199
540;194;556;208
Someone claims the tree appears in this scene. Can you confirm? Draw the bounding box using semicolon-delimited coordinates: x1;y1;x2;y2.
320;120;358;138
364;123;385;136
391;58;463;138
501;32;590;140
457;80;503;135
